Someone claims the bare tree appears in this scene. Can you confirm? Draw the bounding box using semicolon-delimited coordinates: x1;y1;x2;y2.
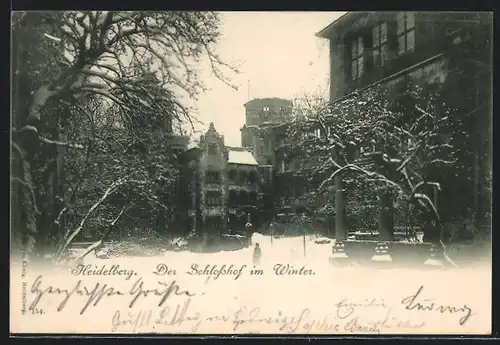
11;11;237;258
284;79;460;266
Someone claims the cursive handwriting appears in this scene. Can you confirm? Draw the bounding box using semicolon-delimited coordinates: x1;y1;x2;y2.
30;275;124;315
109;302;427;334
111;309;152;332
334;297;388;319
232;307;311;332
112;299;202;332
154;298;201;331
128;278;196;308
401;285;474;326
29;275;195;315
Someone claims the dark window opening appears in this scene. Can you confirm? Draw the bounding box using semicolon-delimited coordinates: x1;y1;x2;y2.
206;171;221;183
373;22;389;67
208;144;217;155
397;12;416;55
351;36;364;80
247;171;258;184
206;191;222;206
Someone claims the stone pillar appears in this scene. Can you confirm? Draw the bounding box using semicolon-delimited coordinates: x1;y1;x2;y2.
371;189;394;262
424;243;445;268
424;186;445;268
378;190;394;242
330;147;348;261
335;174;347;242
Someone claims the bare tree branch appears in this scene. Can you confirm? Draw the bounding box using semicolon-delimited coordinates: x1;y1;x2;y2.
56;177;126;260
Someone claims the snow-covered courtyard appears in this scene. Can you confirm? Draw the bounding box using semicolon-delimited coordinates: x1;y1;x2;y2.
11;233;491;335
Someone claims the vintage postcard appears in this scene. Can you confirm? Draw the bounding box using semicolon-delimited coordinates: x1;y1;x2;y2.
10;11;492;335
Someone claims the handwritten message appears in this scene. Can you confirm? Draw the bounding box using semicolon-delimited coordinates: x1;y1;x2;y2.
10;260;489;335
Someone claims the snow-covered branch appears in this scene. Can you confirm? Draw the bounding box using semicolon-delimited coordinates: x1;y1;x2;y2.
411;181;441;198
429;158;457;165
72;205;126;263
39;136;85;149
56;177;126;260
396;144;422;172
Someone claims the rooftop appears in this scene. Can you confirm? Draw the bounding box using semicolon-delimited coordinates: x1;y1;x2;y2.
316;12;382;39
244;97;292;108
316;12;353;38
227;147;259;166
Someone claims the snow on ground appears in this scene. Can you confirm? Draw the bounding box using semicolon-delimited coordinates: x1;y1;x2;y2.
78;233;334;273
12;234;491;334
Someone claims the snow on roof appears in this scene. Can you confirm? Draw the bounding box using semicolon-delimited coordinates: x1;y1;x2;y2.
227;148;258;165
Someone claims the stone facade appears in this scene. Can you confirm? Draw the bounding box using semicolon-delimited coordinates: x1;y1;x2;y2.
240;98;293;166
315;11;492;243
183;123;262;237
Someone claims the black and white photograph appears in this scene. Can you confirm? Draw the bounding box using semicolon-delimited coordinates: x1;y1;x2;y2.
10;11;492;335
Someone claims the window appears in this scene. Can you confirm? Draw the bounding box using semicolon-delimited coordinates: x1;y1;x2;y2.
237;171;245;183
247;171;258;184
372;22;389;67
206;171;220;183
228;169;236;182
263;106;270;112
208;144;217;155
206;191;222;206
351;36;364;80
397;12;416;55
313;128;321;138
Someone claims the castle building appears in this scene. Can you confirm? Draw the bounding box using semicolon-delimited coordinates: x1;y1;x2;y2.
316;11;492;242
182;123;262;237
240;98;293;166
240;98;296;222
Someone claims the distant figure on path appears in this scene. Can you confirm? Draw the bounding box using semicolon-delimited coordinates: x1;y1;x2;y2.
253;243;262;265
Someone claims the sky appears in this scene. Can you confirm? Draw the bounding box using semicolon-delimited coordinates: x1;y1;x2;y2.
189;11;346;147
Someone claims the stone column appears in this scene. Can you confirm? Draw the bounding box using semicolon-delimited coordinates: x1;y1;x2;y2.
378;190;394;242
335;174;347;242
330;147;348;261
371;189;394;262
424;186;445;268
